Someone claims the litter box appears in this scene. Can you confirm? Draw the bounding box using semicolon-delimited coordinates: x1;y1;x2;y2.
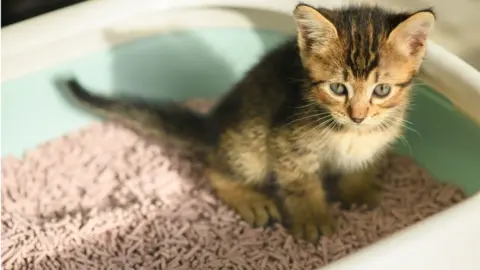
2;0;480;269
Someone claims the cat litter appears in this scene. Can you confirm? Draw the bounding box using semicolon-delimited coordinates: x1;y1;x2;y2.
1;99;465;270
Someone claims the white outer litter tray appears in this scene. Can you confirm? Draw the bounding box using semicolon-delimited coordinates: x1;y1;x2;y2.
2;0;480;269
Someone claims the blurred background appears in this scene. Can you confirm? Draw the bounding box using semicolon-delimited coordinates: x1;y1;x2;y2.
1;0;87;27
2;0;479;70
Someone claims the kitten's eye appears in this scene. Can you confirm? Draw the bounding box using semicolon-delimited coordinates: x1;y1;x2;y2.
373;84;391;97
329;83;347;95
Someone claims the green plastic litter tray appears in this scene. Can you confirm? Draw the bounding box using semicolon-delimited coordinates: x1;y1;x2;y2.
2;0;480;269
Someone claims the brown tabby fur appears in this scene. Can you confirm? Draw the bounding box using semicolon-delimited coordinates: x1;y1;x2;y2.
59;3;435;242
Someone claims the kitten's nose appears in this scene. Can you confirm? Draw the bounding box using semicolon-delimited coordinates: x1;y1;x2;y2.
350;117;365;124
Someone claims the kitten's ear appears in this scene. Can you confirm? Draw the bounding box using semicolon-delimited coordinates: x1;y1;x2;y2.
387;10;435;58
293;4;338;53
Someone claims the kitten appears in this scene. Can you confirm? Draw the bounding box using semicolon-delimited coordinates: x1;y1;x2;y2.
58;3;435;242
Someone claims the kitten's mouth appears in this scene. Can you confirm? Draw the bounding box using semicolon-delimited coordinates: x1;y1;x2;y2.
334;116;380;130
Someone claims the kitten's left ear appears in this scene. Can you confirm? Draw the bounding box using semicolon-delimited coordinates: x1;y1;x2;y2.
293;4;338;54
387;10;436;58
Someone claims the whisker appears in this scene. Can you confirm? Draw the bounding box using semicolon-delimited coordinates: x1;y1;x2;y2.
381;118;413;154
295;103;316;109
387;116;422;139
394;132;413;155
295;115;332;135
397;134;412;155
294;110;331;118
322;121;339;158
287;111;331;126
297;117;334;141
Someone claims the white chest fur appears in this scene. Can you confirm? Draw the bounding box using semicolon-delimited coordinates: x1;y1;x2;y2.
325;129;397;171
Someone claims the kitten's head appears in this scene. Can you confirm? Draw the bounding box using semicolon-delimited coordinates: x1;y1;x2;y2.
293;3;435;129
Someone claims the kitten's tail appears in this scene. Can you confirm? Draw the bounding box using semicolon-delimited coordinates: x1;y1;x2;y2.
57;78;218;152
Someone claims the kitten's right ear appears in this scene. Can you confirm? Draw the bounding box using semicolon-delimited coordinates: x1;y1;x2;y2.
387;10;435;59
293;4;338;54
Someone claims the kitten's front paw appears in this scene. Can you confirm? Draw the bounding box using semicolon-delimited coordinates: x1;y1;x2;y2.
220;190;281;227
340;180;380;209
284;191;336;243
207;169;281;227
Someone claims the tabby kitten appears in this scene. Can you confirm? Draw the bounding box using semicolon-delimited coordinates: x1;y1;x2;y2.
59;3;435;242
